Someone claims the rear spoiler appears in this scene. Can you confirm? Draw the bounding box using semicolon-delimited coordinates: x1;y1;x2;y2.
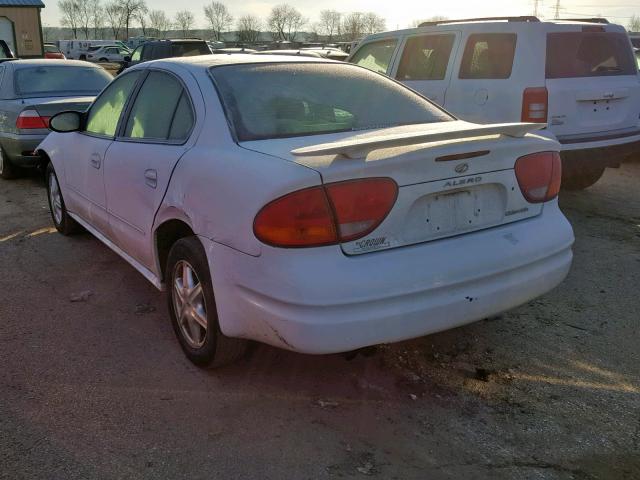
291;122;546;158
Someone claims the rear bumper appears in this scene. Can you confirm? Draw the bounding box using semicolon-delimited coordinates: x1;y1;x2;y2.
553;128;640;164
1;133;46;167
560;139;640;166
203;203;574;354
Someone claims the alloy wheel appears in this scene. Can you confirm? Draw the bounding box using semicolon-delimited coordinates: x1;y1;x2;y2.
48;171;63;225
172;260;208;348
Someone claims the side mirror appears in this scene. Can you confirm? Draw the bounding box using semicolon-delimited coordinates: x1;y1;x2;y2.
49;111;83;133
124;55;131;62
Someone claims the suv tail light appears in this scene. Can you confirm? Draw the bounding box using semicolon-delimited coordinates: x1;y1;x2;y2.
521;87;548;123
16;109;50;129
515;152;561;203
254;178;398;247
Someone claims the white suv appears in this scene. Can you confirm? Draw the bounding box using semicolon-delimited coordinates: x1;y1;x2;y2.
349;16;640;189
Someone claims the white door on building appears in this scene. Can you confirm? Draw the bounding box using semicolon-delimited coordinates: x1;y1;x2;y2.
0;17;15;55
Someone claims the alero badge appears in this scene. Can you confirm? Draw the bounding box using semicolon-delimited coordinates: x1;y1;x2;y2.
455;163;469;174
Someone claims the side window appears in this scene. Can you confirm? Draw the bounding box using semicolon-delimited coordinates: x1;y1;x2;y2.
85;71;142;137
131;46;142;62
141;45;155;61
350;39;398;74
123;71;194;141
396;34;456;81
459;33;517;79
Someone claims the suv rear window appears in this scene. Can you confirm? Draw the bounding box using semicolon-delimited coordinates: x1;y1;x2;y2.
459;33;517;79
350;39;398;74
546;32;636;79
396;34;455;81
171;42;210;57
211;63;452;141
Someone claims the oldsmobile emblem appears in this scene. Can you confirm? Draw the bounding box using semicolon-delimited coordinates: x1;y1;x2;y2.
454;163;469;174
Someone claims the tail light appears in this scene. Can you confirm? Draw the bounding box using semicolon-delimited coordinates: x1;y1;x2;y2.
254;178;398;247
521;87;548;123
515;152;562;203
16;109;50;129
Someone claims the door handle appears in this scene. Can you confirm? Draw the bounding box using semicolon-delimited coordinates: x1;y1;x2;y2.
90;153;101;169
144;169;157;189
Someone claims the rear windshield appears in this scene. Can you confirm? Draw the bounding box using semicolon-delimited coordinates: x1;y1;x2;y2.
15;66;111;97
546;32;636;79
171;43;211;57
210;63;453;141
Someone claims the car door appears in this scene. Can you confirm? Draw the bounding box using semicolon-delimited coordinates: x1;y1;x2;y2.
390;32;460;106
63;70;143;235
103;69;197;269
443;32;519;123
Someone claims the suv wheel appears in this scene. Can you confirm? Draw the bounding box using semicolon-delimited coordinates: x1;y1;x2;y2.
167;237;247;368
561;157;606;190
46;163;81;235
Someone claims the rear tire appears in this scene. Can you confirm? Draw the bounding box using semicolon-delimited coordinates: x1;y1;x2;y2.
0;147;20;179
561;157;606;190
167;236;247;368
46;163;81;235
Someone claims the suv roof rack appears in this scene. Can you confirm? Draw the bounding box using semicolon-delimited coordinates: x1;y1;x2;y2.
556;18;609;24
418;16;540;27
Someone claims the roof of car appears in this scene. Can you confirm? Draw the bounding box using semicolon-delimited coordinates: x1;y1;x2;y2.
147;53;335;70
9;59;103;68
147;39;207;44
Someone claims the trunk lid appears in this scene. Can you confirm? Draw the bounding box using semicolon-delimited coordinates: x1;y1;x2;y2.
242;121;557;255
24;95;94;118
545;30;640;139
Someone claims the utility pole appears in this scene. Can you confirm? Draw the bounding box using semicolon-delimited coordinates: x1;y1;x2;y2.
533;0;541;17
554;0;561;19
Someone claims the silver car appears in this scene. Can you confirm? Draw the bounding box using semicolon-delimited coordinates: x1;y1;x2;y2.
0;59;112;179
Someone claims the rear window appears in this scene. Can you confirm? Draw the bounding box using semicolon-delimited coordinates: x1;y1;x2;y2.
546;32;636;79
396;34;455;81
350;39;398;74
171;42;211;57
210;62;452;142
14;66;112;97
459;33;517;79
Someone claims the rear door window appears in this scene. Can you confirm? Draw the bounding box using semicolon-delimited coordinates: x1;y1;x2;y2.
459;33;517;79
350;39;398;74
396;34;455;81
546;32;636;78
123;71;194;141
171;43;210;57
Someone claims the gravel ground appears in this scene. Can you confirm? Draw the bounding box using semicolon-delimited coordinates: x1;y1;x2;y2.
0;161;639;480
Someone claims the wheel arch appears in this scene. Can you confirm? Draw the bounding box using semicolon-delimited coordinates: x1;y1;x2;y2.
154;216;197;282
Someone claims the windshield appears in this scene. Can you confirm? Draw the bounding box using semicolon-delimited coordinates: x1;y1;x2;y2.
15;66;112;97
210;62;453;141
546;32;636;78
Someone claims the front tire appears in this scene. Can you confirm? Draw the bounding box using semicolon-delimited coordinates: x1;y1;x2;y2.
167;237;247;368
46;163;81;235
0;147;19;179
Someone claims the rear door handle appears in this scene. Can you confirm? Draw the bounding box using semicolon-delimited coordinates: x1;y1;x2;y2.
144;169;157;188
90;153;101;169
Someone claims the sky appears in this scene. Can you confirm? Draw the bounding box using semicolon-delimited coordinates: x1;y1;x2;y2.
39;0;640;30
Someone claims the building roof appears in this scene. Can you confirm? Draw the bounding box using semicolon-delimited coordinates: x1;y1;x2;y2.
0;0;45;7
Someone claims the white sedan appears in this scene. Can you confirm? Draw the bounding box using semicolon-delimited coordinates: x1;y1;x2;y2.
38;55;574;367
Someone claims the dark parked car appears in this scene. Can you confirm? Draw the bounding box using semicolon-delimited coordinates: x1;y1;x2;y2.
0;59;111;179
118;39;211;72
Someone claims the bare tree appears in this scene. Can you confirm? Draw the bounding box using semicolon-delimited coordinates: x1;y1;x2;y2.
89;0;105;39
237;14;261;43
204;2;232;41
342;12;364;41
116;0;147;39
268;4;305;41
175;10;195;38
318;10;341;42
77;0;92;38
629;15;640;32
148;9;170;38
136;4;149;36
362;12;385;35
58;0;81;39
105;1;125;39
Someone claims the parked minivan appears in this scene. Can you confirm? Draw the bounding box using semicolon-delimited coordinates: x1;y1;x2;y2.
349;17;640;189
